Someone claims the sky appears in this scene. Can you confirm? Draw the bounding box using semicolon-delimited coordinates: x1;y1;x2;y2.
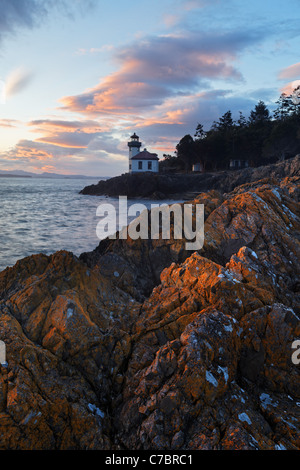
0;0;300;177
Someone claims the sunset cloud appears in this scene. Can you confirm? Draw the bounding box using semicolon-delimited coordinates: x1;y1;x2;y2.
29;119;101;131
35;132;100;149
60;29;260;121
26;119;102;149
278;62;300;80
280;80;300;96
56;27;264;164
0;119;20;128
0;131;128;176
1;140;58;163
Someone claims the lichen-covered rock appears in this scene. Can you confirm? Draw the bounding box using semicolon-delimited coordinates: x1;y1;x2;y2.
0;251;139;449
112;175;300;450
0;160;299;450
115;255;300;450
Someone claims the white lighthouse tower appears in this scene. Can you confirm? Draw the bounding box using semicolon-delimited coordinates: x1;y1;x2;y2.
128;132;142;172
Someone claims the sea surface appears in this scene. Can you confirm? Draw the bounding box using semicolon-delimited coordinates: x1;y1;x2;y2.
0;177;178;272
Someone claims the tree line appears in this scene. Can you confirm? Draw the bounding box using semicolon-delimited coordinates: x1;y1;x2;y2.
160;90;300;172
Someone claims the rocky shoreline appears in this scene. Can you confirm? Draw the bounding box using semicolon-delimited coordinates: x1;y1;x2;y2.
0;155;299;450
80;155;300;199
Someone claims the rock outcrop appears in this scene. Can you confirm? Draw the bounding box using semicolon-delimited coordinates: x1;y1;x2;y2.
0;157;299;450
80;155;300;199
0;251;138;449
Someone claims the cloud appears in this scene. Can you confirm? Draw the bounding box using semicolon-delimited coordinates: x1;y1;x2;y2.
35;132;100;149
29;118;101;133
0;87;263;176
0;119;19;128
5;67;33;98
60;29;262;121
0;135;128;176
26;118;102;149
0;0;96;45
0;5;276;176
75;45;115;56
278;62;300;80
54;27;268;168
0;139;60;163
280;80;300;96
0;0;47;35
129;90;258;145
0;117;126;174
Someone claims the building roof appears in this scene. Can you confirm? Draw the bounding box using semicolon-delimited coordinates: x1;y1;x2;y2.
131;149;159;160
130;132;139;139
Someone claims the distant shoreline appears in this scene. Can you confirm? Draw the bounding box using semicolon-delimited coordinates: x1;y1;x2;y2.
0;174;32;178
0;174;105;179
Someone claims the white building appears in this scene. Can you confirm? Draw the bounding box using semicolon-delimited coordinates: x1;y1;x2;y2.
128;133;159;173
192;162;204;172
229;159;249;170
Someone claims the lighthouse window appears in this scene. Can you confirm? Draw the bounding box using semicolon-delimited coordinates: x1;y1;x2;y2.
148;161;152;170
138;161;143;170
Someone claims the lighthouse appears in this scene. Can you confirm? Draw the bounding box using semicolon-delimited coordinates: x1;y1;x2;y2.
128;133;159;173
128;133;142;172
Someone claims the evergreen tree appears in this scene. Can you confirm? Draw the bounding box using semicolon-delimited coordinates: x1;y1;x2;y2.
212;110;234;131
172;91;299;174
210;111;236;166
194;123;207;140
249;100;271;124
237;111;247;127
176;134;197;171
263;117;300;162
273;93;291;120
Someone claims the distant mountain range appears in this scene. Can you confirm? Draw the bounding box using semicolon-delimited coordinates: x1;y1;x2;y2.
0;169;107;179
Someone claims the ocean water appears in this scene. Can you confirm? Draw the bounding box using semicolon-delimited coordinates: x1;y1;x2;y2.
0;177;178;272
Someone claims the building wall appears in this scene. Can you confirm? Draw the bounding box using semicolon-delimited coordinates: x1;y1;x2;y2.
129;145;141;160
229;159;249;169
192;162;204;172
130;159;159;173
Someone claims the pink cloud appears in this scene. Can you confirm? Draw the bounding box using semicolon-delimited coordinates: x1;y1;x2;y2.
27;119;102;149
29;119;101;132
59;31;248;120
0;119;19;128
1;140;56;163
280;80;300;96
278;62;300;80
